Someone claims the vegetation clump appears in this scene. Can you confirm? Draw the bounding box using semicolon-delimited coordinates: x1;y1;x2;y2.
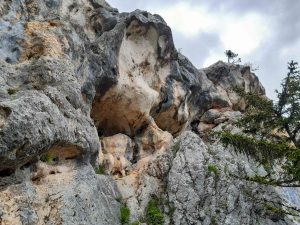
40;152;55;163
224;49;241;63
120;206;130;225
219;60;300;187
7;88;18;95
208;164;219;175
210;216;218;225
95;165;105;175
145;199;164;225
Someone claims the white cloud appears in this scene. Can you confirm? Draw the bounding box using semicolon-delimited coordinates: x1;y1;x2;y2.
221;13;270;55
155;2;271;63
203;52;224;67
155;2;216;37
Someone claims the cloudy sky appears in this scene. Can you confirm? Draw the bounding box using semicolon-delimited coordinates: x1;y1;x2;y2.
108;0;300;99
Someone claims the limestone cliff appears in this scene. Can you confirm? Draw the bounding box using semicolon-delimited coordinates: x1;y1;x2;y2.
0;0;299;225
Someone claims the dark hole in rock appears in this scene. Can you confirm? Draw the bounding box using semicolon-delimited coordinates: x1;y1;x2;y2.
112;171;122;177
5;57;12;64
191;119;200;134
0;168;14;177
131;144;140;164
31;176;40;182
65;155;78;160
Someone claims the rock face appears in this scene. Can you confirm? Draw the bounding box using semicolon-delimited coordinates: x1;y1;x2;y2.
0;0;298;225
0;162;121;225
167;131;292;225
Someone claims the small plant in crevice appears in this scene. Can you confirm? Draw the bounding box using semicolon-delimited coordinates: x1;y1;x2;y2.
7;88;18;95
120;205;130;225
208;164;219;176
40;152;55;164
210;216;218;225
144;199;164;225
95;164;105;175
263;203;285;219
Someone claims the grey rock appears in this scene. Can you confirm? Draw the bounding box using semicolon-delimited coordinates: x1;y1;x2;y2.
0;0;265;172
0;1;294;225
201;109;222;123
0;163;121;225
203;61;265;95
167;131;294;225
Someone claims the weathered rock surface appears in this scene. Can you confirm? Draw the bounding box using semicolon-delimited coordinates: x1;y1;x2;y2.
0;161;120;225
0;0;298;225
167;131;293;225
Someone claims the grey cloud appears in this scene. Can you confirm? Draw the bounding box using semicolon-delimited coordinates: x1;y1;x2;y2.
173;31;223;67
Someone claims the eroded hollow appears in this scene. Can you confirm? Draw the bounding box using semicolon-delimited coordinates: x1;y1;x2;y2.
40;144;82;162
91;20;171;137
30;144;82;183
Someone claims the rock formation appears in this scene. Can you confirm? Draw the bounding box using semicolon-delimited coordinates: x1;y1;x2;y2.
0;0;299;224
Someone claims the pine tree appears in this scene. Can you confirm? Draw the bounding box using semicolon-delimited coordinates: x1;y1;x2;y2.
224;50;241;63
219;60;300;187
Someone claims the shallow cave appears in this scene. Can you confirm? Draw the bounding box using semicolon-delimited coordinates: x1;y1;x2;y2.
42;144;82;162
90;20;172;138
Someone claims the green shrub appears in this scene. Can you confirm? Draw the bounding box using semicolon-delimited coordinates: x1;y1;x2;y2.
120;206;130;225
145;199;164;225
208;164;219;175
210;216;218;225
95;165;105;174
263;203;285;217
7;88;18;95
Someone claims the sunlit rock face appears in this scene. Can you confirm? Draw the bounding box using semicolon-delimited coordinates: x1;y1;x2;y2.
0;0;296;225
91;17;174;136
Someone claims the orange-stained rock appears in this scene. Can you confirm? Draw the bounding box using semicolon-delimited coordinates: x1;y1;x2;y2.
100;133;134;176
